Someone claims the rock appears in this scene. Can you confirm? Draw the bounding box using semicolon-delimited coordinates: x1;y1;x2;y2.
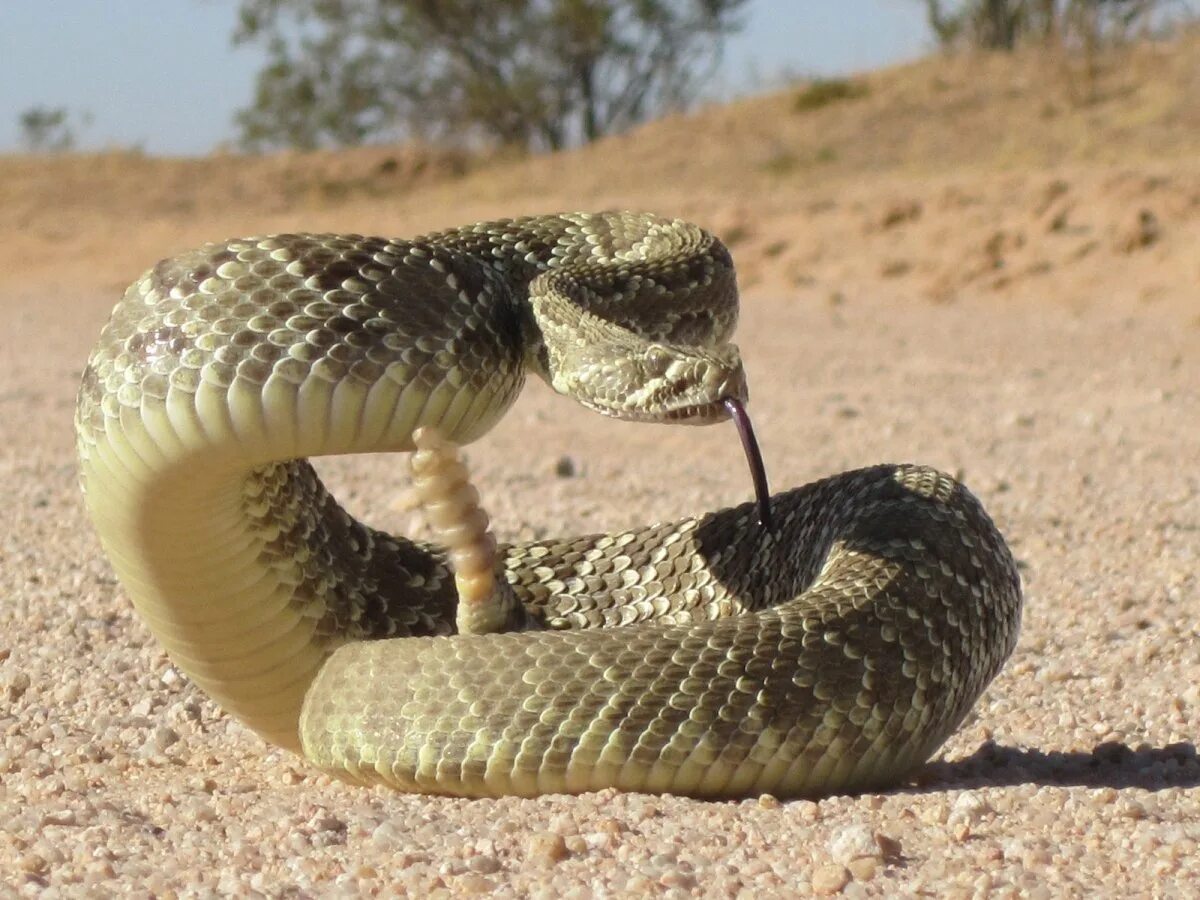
456;873;496;894
5;671;31;701
811;864;851;895
847;857;879;881
949;792;992;828
880;200;922;229
527;832;570;865
153;726;179;752
467;854;502;875
1118;209;1161;252
829;824;881;864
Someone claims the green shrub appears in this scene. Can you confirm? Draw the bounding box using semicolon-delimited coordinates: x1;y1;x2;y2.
793;78;868;112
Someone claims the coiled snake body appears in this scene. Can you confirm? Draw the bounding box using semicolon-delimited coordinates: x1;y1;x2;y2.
75;212;1021;798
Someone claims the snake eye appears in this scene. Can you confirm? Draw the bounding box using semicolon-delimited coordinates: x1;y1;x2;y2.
645;344;673;378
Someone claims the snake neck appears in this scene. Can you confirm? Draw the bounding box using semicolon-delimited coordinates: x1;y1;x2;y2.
424;211;747;425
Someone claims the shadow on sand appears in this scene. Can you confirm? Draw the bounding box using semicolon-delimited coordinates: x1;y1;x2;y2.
914;740;1200;793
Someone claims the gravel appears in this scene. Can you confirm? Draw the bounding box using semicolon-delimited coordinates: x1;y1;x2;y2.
1;259;1197;895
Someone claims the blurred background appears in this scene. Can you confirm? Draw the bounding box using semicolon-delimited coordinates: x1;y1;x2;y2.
2;0;1198;310
1;1;1194;154
1;1;933;155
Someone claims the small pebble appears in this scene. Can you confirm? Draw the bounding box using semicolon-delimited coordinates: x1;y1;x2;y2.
847;857;878;881
153;726;180;751
661;869;698;889
39;810;77;828
829;824;880;864
456;873;495;894
528;832;570;865
19;853;49;875
596;817;624;836
949;793;992;826
811;864;851;895
5;671;31;701
468;855;501;875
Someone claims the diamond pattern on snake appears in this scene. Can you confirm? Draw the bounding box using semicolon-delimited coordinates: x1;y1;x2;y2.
75;212;1022;798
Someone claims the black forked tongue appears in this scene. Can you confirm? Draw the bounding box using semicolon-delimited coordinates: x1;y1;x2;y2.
723;397;773;531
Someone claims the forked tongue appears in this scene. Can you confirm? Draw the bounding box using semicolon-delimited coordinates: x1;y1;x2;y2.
723;397;773;531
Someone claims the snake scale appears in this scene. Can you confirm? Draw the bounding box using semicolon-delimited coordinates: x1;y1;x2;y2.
75;212;1022;798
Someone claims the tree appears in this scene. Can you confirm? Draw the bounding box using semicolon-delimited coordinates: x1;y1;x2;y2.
231;0;748;152
18;106;78;152
919;0;1188;51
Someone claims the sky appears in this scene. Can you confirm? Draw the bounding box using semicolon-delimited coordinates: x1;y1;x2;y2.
0;1;931;156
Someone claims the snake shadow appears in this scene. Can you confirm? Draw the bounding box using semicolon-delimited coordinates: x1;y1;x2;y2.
909;739;1200;793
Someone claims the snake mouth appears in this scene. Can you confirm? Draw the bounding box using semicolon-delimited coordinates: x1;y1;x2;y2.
723;397;773;531
591;398;731;424
658;400;735;424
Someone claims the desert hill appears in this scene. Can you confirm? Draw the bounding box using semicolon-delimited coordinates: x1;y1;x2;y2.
2;30;1197;317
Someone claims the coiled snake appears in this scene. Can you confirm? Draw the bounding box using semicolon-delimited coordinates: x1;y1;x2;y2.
75;212;1021;798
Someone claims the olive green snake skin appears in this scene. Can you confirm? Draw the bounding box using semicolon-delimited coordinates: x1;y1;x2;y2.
75;212;1022;798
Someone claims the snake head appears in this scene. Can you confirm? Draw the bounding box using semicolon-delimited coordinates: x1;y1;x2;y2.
549;337;773;528
553;340;748;425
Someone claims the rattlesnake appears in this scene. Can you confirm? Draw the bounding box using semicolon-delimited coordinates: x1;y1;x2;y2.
75;212;1021;798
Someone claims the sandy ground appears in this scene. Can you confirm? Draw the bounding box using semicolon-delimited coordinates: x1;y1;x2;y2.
1;201;1197;895
2;39;1200;894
